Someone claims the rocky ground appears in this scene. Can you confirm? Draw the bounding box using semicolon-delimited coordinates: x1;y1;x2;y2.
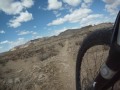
0;23;114;90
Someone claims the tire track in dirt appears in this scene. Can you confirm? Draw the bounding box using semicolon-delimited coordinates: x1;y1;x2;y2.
57;40;75;90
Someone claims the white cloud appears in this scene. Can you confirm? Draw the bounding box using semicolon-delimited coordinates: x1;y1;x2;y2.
53;27;67;35
0;38;30;53
83;0;93;3
103;0;120;15
53;11;61;17
0;46;8;53
63;0;81;6
81;3;88;8
32;35;42;39
56;13;61;17
0;0;23;15
0;0;34;28
48;18;65;26
0;30;5;34
48;0;62;10
51;26;80;36
0;40;11;44
80;14;103;24
80;14;103;27
81;0;93;8
47;8;92;26
9;38;28;49
18;30;37;35
48;5;114;27
79;14;114;27
8;11;33;28
0;0;34;15
21;0;34;8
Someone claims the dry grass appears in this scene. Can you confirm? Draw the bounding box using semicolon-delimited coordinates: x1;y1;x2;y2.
0;44;60;65
0;60;62;90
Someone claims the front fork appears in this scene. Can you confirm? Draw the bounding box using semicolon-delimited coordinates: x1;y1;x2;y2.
92;43;120;90
91;11;120;89
92;42;120;90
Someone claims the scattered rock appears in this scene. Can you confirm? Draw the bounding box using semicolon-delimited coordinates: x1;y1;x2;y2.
38;73;47;81
32;65;41;72
14;77;20;83
17;69;23;73
7;79;13;84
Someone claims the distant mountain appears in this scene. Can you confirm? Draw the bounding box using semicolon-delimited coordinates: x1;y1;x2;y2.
9;23;113;52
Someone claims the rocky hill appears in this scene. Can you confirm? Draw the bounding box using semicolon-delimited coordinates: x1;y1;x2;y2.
0;23;114;90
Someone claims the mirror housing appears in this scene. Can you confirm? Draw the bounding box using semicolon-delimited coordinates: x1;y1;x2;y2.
111;11;120;45
117;21;120;45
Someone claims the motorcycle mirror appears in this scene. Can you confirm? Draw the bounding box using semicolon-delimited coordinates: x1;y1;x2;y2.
111;11;120;45
117;22;120;45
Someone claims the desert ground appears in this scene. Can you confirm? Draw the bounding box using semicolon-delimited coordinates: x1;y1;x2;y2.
0;23;114;90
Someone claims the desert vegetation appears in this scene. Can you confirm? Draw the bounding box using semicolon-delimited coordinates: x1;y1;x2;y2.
0;23;114;90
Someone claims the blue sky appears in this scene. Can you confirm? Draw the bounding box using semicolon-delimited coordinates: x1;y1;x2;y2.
0;0;120;53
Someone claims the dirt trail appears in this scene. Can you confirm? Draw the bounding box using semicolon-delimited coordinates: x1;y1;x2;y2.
57;40;76;90
0;39;76;90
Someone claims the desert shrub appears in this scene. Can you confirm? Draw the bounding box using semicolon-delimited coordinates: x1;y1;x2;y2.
47;45;55;51
5;69;13;74
0;58;8;66
37;45;59;61
25;83;34;90
49;50;58;59
75;41;81;46
40;53;51;61
0;44;59;62
58;42;64;47
39;50;58;61
39;47;45;54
